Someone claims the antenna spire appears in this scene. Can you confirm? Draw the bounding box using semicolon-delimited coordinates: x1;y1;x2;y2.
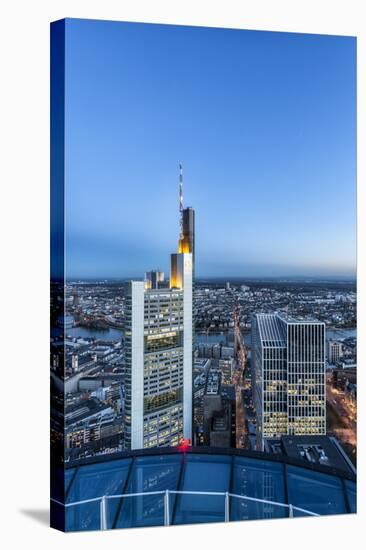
179;162;184;238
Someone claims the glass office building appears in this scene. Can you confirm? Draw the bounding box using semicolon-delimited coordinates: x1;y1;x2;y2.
52;447;356;531
252;313;326;450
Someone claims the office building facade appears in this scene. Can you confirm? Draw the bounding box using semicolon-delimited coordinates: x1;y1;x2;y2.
252;313;326;450
327;339;343;364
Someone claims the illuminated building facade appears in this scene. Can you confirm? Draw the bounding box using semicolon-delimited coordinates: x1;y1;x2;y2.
124;166;194;450
178;207;195;259
252;313;326;450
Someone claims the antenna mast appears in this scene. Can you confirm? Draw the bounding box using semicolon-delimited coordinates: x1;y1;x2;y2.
179;162;184;239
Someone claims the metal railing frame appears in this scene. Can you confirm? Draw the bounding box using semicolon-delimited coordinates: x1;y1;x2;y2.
51;489;319;530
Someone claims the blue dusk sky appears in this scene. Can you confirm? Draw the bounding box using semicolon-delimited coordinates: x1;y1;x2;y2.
64;19;356;280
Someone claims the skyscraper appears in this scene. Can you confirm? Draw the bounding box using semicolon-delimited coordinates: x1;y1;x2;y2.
124;166;194;450
251;313;326;451
327;339;343;365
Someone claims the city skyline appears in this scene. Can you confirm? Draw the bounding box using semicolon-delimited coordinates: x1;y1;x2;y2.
64;19;356;280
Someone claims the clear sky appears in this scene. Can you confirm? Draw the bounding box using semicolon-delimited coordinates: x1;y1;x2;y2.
64;19;356;280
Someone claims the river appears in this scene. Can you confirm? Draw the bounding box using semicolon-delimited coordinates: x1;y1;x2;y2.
66;326;356;345
326;328;356;340
67;326;123;341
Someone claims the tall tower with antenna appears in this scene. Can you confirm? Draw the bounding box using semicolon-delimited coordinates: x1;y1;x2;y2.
124;165;194;451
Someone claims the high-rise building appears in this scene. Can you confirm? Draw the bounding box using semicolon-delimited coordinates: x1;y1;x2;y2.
251;313;326;450
72;292;79;307
327;339;343;365
124;166;194;450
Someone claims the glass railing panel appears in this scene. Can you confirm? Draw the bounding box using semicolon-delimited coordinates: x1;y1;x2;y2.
114;454;182;529
181;454;231;493
65;468;76;495
174;492;226;525
104;496;123;529
126;454;182;495
344;480;357;513
116;493;165;528
287;466;347;516
232;456;286;515
67;458;132;504
230;494;287;521
65;500;101;532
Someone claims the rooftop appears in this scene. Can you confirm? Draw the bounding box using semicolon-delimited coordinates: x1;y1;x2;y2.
266;435;356;476
254;313;286;348
277;313;324;325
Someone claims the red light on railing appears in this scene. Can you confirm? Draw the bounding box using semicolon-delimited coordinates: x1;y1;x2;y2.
179;437;191;451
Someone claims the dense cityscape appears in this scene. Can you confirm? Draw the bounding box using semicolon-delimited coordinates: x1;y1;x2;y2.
51;276;357;466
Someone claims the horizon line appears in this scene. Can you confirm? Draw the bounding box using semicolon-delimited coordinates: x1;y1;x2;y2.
63;274;357;282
